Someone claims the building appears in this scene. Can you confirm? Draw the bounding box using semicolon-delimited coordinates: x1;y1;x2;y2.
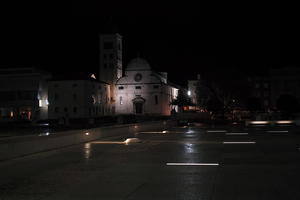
270;66;300;109
247;76;271;110
99;33;123;114
115;57;178;115
0;67;51;121
248;66;300;110
188;74;201;106
48;75;111;120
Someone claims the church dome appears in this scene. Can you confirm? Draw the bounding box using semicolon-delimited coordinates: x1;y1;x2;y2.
126;57;151;71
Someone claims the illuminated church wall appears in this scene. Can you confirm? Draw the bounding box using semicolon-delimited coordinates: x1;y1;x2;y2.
115;58;178;116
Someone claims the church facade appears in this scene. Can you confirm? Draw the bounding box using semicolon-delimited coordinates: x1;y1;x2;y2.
115;58;178;115
99;33;178;116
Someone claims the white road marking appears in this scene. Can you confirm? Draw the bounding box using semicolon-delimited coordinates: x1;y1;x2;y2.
226;132;248;135
266;130;289;133
223;141;256;144
207;130;227;133
166;163;219;166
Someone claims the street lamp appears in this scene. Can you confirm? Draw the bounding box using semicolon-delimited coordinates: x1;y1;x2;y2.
187;90;191;96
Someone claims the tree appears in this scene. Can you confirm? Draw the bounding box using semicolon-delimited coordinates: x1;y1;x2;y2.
170;89;195;112
246;97;262;112
276;94;299;118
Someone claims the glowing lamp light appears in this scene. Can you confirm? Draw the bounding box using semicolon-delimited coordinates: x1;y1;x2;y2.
250;121;269;125
187;90;191;96
162;130;167;133
39;100;42;107
91;74;96;79
85;132;89;136
276;120;293;124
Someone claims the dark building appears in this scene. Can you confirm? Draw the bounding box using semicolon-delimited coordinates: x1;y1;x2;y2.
0;67;51;121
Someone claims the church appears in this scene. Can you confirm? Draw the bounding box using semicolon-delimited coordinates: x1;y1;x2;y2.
115;57;178;115
99;33;178;116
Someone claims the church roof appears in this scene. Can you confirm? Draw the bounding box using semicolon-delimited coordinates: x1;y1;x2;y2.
126;57;151;71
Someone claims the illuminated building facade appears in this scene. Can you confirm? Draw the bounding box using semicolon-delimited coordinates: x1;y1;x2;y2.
48;76;111;120
0;67;51;121
115;57;178;115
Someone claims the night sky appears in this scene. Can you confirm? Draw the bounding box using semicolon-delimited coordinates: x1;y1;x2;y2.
1;1;299;86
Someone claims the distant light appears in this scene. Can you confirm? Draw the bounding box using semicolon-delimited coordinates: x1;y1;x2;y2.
39;100;42;107
91;74;96;79
250;121;269;125
39;132;50;136
187;90;191;96
276;120;293;124
162;130;167;133
40;123;49;126
45;99;49;105
166;163;219;166
85;132;89;136
10;111;14;118
223;141;256;144
134;125;138;129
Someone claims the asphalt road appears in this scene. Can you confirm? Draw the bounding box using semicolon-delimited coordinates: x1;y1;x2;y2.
1;123;300;200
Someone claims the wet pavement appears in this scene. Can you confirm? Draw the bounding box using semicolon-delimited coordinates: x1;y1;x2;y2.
1;123;300;199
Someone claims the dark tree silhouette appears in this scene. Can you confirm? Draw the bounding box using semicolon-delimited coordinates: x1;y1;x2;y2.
276;94;299;117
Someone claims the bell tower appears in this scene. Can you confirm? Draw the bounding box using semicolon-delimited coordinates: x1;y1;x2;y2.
99;33;123;84
99;33;123;113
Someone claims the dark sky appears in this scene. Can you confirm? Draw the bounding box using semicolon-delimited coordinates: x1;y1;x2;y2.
1;1;299;86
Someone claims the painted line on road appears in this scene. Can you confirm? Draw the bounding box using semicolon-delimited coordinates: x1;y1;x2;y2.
91;141;125;144
207;130;227;133
223;141;256;144
166;163;219;166
266;130;289;133
226;132;248;135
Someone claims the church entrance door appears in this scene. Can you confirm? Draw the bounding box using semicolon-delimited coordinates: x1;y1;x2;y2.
132;96;146;115
135;102;143;114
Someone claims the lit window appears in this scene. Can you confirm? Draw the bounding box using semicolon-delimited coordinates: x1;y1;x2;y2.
39;100;42;107
136;86;141;89
120;96;123;105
